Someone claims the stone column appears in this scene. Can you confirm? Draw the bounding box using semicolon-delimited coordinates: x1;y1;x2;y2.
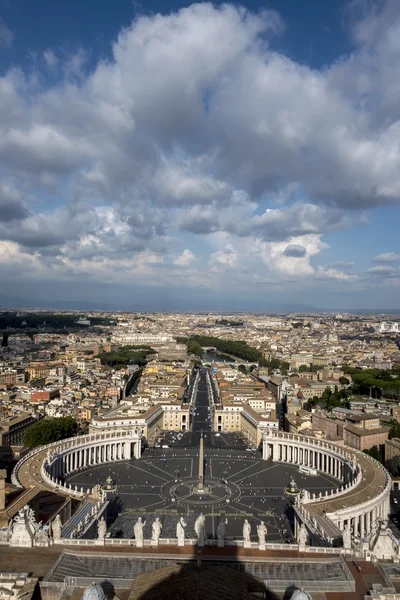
263;441;269;460
353;515;359;537
360;514;365;538
125;441;131;459
135;441;141;459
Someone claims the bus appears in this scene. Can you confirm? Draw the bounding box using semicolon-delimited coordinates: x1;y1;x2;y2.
299;465;318;476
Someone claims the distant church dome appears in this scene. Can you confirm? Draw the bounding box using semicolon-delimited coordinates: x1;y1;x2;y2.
291;589;313;600
82;583;106;600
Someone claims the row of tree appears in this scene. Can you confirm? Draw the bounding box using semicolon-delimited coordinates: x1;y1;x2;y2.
23;417;78;449
177;335;264;363
96;345;156;367
304;385;348;411
0;311;111;329
345;367;400;399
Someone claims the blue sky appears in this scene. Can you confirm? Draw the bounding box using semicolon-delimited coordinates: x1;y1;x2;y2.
0;0;400;311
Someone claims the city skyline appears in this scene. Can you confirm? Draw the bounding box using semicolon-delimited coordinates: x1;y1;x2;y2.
1;0;400;310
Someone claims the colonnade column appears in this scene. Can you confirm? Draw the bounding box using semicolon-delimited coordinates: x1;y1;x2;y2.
360;514;365;538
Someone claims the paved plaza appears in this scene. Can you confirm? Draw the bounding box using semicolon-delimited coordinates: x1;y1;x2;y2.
66;369;338;543
67;449;337;542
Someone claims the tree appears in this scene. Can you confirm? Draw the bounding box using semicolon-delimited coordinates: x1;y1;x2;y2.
363;445;383;463
186;340;203;357
299;365;310;372
96;345;156;368
382;419;400;439
23;417;78;449
339;376;350;385
387;455;400;477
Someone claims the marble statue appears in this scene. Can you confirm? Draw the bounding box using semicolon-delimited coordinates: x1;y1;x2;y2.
257;521;268;547
52;515;62;541
342;523;352;550
26;506;38;532
298;523;308;547
217;518;227;547
176;517;187;546
151;517;162;543
195;513;205;546
97;517;107;541
134;517;146;546
35;527;50;547
243;519;251;543
10;506;35;547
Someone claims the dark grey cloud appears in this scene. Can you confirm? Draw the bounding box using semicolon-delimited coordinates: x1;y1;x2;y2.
0;199;29;222
366;265;398;276
283;244;307;257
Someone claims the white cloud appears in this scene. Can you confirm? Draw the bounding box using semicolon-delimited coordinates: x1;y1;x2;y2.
366;265;398;275
372;252;400;263
43;50;58;69
1;1;400;301
257;234;327;277
174;249;196;266
209;244;238;270
315;266;357;281
0;18;13;48
329;261;355;269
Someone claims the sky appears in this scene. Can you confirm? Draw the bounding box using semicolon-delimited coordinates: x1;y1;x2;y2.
0;0;400;312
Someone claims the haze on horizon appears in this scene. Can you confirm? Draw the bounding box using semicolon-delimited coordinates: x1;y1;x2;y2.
0;0;400;311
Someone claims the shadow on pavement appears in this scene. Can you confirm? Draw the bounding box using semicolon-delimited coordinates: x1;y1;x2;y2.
129;543;300;600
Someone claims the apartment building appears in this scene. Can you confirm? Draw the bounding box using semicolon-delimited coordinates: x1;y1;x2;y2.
311;408;389;450
213;401;278;447
385;438;400;467
0;412;36;446
89;401;189;445
343;424;389;451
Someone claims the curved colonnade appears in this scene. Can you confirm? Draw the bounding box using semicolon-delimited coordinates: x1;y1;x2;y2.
262;430;391;540
12;429;142;499
12;427;391;547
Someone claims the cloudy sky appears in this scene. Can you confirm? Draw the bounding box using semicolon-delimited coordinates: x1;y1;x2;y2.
0;0;400;311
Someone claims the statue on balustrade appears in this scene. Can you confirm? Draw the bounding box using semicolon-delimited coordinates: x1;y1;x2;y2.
257;521;268;546
342;523;352;550
152;517;162;542
298;523;308;547
52;515;62;541
195;513;205;546
300;489;310;502
176;517;187;545
243;519;251;543
134;517;146;545
97;517;107;541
